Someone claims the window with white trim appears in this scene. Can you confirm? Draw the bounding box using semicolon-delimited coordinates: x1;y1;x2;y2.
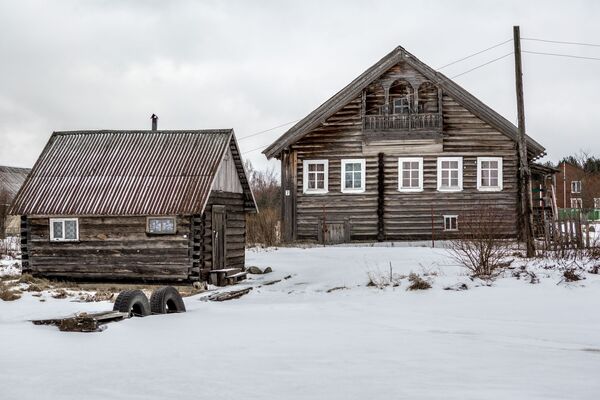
594;198;600;209
437;157;463;191
444;215;458;231
571;181;582;194
477;157;503;191
50;218;79;241
398;157;423;192
570;198;583;209
147;217;176;234
303;160;328;194
341;159;365;193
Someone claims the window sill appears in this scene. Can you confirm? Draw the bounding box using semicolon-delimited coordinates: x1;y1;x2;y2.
341;189;366;194
477;187;503;192
303;190;329;195
398;188;424;193
50;239;79;243
437;187;463;192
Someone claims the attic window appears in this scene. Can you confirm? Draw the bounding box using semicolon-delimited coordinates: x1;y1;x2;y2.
147;217;176;234
393;97;410;114
50;218;79;242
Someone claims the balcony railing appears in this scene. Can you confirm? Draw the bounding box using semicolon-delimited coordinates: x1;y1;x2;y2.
364;113;442;131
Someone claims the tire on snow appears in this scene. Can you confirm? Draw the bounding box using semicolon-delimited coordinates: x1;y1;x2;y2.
113;290;151;317
150;286;186;314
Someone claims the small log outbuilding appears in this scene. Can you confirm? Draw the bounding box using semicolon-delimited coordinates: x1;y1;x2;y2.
0;166;30;239
10;129;257;282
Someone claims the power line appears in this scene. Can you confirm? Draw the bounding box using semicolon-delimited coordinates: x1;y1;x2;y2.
522;37;600;48
237;119;302;141
242;51;514;156
448;52;514;79
522;50;600;62
437;38;512;70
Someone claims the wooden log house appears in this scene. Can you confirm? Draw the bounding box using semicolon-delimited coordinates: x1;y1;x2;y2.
263;46;548;243
10;128;257;282
0;166;30;239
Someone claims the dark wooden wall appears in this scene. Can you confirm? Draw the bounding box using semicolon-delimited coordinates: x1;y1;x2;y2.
201;191;246;275
286;61;520;241
25;216;192;281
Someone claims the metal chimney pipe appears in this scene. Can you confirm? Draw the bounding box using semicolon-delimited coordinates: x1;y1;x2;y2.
151;114;158;131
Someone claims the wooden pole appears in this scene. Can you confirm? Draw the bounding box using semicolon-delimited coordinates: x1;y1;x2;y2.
513;26;536;257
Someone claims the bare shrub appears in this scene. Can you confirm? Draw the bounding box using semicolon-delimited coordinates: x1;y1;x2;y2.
563;268;584;282
446;207;512;279
407;273;432;291
366;265;405;289
244;160;281;247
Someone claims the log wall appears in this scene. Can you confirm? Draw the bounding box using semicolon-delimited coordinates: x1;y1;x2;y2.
26;216;192;281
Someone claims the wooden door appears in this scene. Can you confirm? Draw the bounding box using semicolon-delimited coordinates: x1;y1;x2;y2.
212;205;226;270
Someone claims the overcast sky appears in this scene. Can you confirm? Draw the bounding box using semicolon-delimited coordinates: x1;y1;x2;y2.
1;0;599;171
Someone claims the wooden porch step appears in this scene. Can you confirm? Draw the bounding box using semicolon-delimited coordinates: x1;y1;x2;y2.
211;268;242;277
210;268;243;286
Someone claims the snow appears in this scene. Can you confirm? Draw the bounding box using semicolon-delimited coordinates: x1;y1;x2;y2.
1;244;600;399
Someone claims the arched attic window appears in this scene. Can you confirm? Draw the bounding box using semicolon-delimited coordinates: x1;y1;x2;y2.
389;80;414;114
417;82;439;114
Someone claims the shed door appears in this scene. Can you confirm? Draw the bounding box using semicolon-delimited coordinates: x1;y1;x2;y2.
212;205;226;270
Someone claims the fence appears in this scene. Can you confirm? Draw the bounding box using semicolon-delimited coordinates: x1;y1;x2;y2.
542;212;596;251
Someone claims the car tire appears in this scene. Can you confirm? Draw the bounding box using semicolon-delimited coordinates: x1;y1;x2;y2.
113;290;151;317
150;286;186;314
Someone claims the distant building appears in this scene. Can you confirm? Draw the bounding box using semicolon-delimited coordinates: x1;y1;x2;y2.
554;161;600;210
0;166;30;238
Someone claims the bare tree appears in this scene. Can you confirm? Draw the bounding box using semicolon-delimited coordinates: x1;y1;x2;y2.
446;206;512;278
244;160;281;246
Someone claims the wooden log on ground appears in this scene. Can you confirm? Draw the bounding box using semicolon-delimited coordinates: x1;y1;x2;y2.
208;287;252;302
31;311;129;332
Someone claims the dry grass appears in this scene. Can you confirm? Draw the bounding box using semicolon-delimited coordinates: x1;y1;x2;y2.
0;282;21;301
406;273;432;291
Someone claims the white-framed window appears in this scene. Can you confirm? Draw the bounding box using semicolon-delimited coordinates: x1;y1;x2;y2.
571;181;582;194
594;198;600;209
437;157;463;192
477;157;503;191
341;159;366;193
570;198;583;209
303;160;328;194
50;218;79;242
398;157;423;192
443;215;458;231
147;217;176;234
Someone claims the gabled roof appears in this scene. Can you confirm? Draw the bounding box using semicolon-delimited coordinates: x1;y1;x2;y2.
11;130;257;216
264;46;546;159
0;166;30;201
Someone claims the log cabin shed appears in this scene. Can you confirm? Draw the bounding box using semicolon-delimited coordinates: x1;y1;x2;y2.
263;46;548;243
10;129;257;282
0;166;30;238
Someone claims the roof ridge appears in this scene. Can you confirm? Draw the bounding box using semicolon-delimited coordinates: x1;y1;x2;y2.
52;129;234;136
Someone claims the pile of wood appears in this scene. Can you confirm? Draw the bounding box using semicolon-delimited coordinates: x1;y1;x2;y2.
32;311;129;332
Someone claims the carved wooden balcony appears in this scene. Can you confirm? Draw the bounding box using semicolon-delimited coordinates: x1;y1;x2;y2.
363;113;442;132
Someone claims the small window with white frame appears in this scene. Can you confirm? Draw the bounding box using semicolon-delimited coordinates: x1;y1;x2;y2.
594;198;600;209
571;181;582;194
147;217;176;234
398;157;423;192
477;157;503;191
437;157;463;191
443;215;458;231
570;198;583;209
341;159;365;193
50;218;79;241
303;160;328;194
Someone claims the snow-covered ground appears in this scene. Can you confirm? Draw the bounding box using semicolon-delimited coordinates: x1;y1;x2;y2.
1;244;600;399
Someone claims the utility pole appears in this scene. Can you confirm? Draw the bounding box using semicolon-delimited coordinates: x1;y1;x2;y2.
513;25;536;257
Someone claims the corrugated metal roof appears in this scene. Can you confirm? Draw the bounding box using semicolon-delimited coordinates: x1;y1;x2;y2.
0;166;30;201
10;130;253;216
